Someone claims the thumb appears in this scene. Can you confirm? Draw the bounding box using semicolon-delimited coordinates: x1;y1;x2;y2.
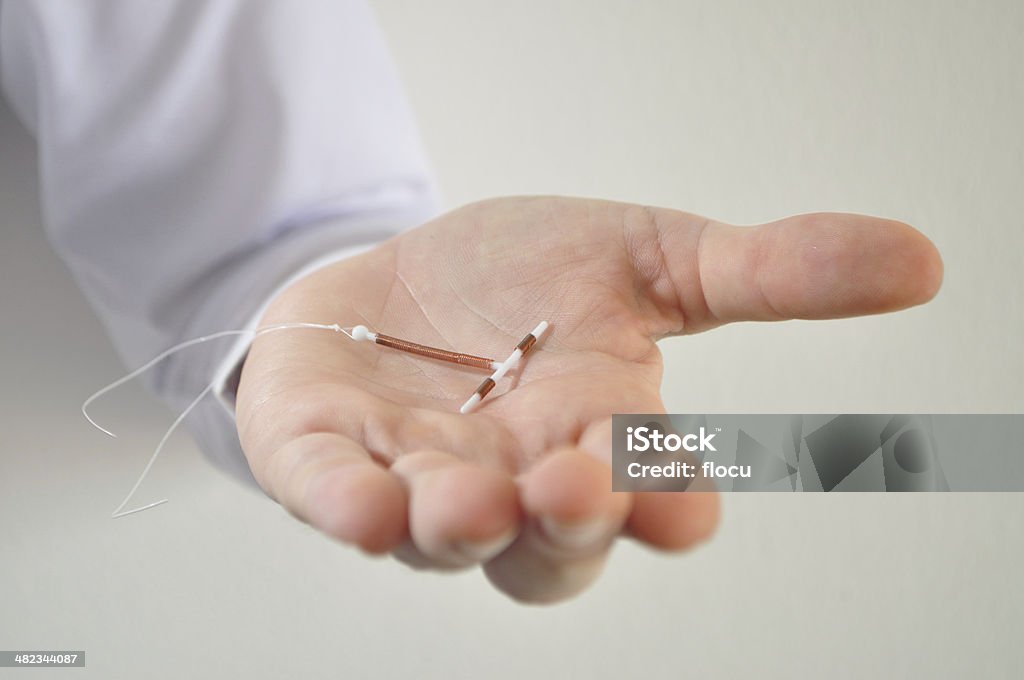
628;208;944;335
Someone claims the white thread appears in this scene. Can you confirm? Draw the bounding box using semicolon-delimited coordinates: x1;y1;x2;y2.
87;320;546;517
82;322;350;437
84;322;353;519
110;383;212;519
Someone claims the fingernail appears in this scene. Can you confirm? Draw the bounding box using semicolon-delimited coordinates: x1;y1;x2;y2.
539;516;610;549
454;529;518;563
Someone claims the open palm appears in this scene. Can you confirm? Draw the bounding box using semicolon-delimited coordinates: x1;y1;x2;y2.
235;196;942;603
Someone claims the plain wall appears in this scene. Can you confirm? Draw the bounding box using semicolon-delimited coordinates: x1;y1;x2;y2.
1;1;1021;678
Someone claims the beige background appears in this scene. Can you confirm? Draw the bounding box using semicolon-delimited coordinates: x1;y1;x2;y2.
1;1;1022;677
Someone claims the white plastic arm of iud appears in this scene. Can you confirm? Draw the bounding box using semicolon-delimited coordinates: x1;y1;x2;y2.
460;320;549;414
459;393;483;415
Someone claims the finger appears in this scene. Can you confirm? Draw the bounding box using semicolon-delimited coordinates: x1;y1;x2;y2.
238;381;516;473
256;432;408;554
483;449;632;604
628;208;944;334
390;451;520;569
574;415;719;551
627;492;720;551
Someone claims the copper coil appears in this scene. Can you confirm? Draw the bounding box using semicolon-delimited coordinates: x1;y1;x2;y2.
516;333;538;354
374;333;495;370
474;377;497;398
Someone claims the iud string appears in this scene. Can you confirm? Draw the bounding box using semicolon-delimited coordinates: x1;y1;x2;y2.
84;320;549;518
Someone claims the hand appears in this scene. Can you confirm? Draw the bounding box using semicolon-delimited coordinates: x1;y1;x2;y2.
235;196;942;603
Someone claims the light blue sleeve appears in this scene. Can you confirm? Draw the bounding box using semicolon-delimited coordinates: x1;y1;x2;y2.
0;0;439;484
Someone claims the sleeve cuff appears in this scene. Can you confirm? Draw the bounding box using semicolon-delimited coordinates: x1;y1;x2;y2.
209;242;378;415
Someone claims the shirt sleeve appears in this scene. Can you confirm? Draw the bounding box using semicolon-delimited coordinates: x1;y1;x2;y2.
0;0;439;485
